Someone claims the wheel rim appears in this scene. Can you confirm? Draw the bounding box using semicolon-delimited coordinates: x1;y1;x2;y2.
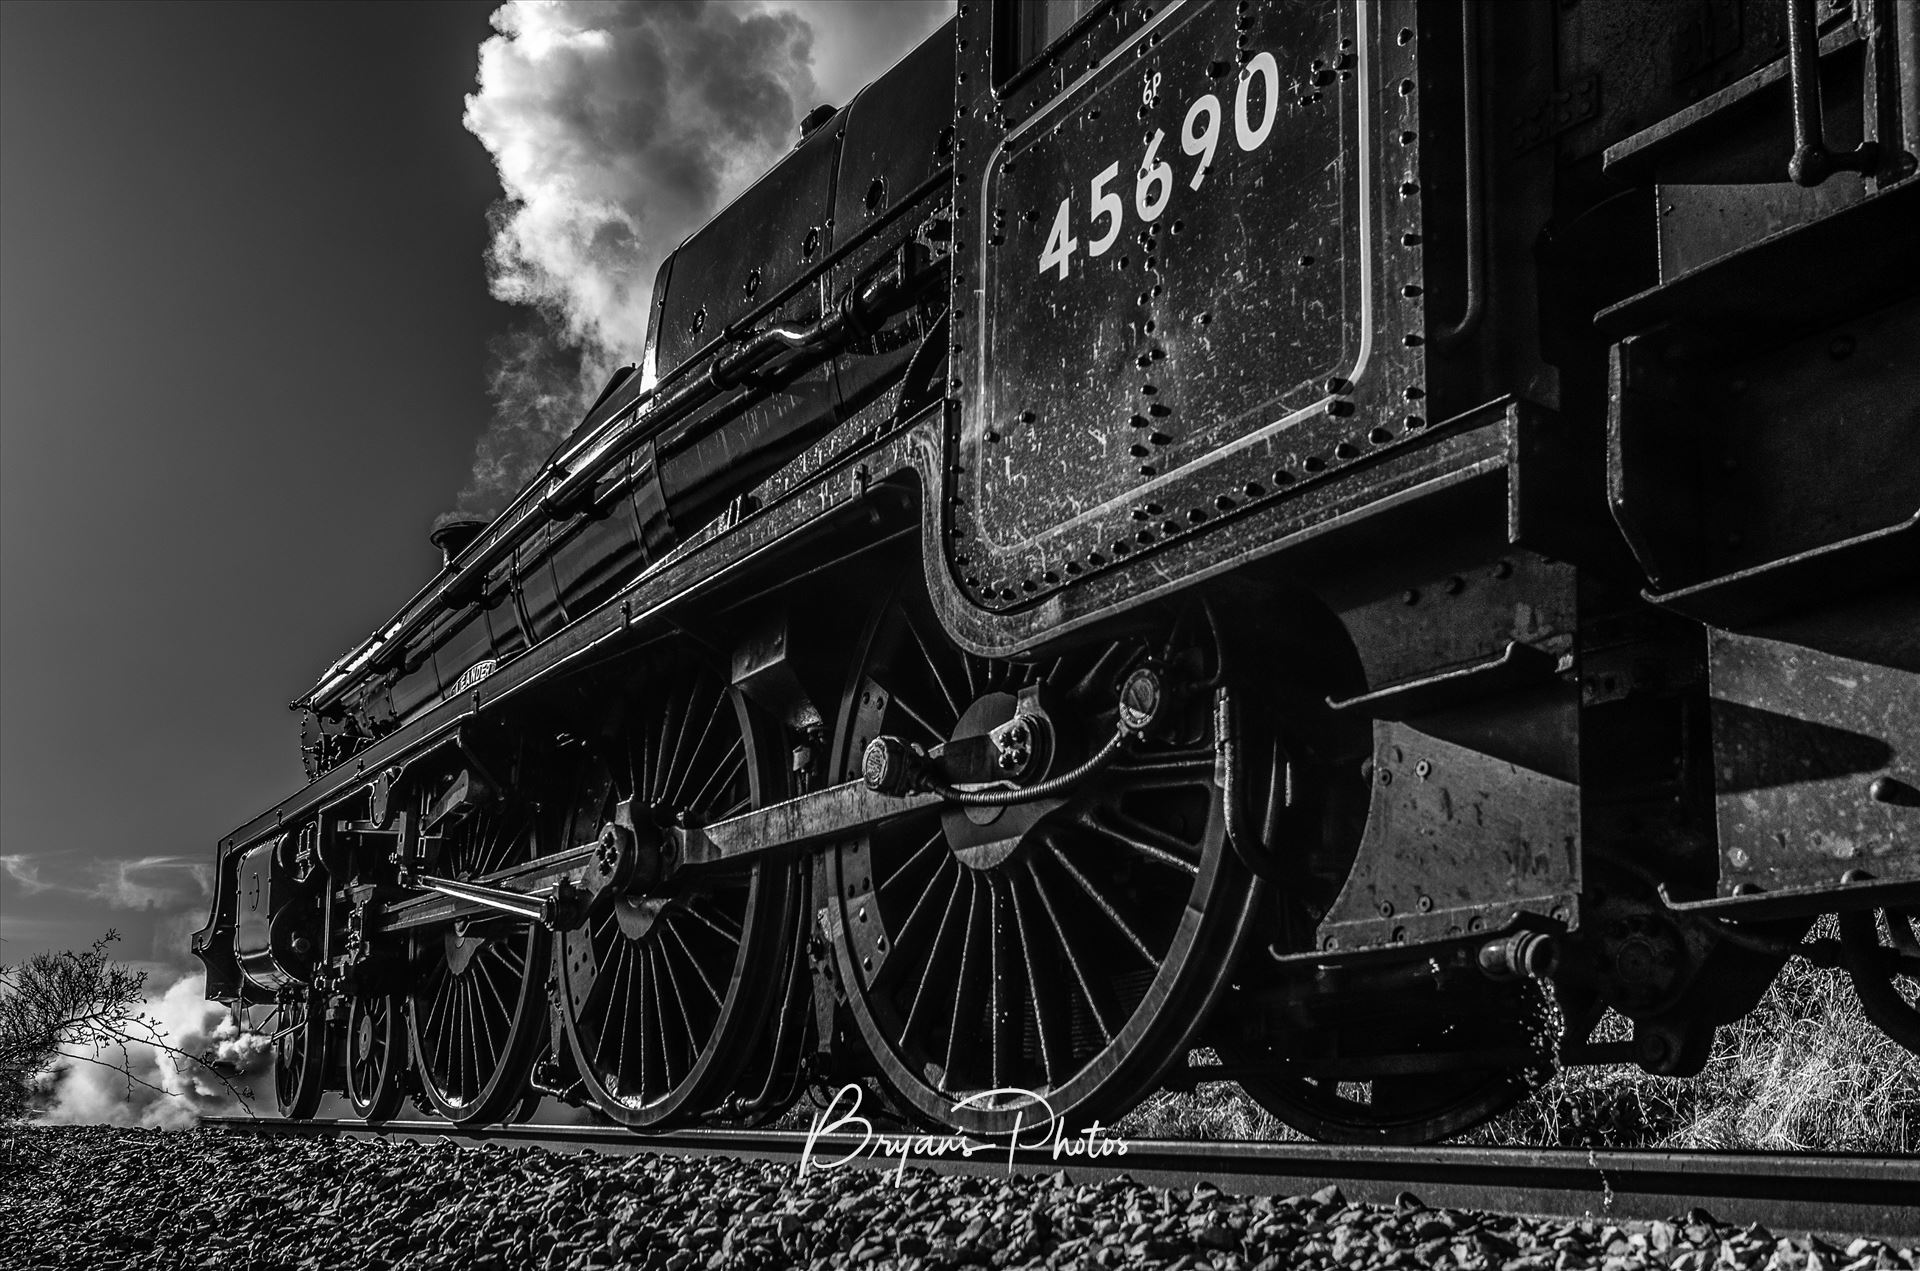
552;659;796;1128
345;991;407;1122
406;800;550;1123
1841;906;1920;1054
273;992;326;1121
828;589;1261;1135
701;881;815;1127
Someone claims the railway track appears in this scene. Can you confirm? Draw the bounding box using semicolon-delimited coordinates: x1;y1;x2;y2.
204;1117;1920;1240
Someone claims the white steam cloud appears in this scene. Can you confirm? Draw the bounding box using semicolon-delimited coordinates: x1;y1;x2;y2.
28;971;272;1129
456;0;952;513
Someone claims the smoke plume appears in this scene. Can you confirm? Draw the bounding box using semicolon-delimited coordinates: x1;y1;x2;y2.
458;0;817;513
28;971;272;1128
456;0;952;515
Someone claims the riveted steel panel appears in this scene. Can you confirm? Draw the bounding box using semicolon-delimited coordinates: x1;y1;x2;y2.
949;0;1431;612
973;0;1355;541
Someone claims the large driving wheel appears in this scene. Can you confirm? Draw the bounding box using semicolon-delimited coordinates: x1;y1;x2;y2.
551;655;799;1129
827;586;1262;1136
407;798;550;1124
273;989;326;1121
344;990;407;1122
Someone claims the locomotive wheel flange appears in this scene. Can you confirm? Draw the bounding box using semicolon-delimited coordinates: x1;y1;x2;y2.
273;989;328;1121
344;990;408;1122
827;584;1262;1137
550;654;801;1130
406;796;551;1124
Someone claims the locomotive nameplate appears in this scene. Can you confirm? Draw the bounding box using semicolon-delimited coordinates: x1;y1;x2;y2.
963;0;1371;572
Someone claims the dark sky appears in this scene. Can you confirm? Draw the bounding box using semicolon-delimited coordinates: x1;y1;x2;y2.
1;1;507;973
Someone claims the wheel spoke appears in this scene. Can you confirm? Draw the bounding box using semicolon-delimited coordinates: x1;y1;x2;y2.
661;686;705;806
943;875;985;1085
1024;856;1117;1044
662;915;726;1007
878;827;946;897
884;684;948;746
1046;837;1159;964
875;851;957;991
668;689;729;809
902;866;968;1042
905;614;965;720
988;879;1017;1089
655;928;703;1066
1078;805;1201;875
468;960;502;1073
651;683;684;805
1009;871;1068;1084
686;740;747;817
607;939;636;1085
680;898;744;945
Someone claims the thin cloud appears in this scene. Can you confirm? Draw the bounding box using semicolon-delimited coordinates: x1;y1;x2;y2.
0;853;211;910
92;856;213;910
2;853;54;895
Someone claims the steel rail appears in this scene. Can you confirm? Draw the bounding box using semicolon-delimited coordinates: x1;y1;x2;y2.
203;1117;1919;1240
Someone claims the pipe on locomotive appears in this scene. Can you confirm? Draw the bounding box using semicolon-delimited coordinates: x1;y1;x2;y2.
300;168;952;715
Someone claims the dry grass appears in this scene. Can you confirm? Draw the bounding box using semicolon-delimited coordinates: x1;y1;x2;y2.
1116;940;1920;1151
1479;948;1919;1152
1114;1069;1299;1142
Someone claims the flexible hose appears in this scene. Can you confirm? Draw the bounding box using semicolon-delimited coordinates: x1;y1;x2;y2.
923;727;1132;807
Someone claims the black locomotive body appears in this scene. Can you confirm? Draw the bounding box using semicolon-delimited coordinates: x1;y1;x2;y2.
196;0;1919;1141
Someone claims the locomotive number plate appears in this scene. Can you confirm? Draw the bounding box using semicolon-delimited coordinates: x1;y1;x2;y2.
965;0;1371;559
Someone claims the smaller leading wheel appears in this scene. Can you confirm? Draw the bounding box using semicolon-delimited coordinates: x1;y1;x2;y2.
1215;946;1550;1144
1841;906;1920;1054
345;991;407;1122
1231;1058;1537;1144
273;990;327;1121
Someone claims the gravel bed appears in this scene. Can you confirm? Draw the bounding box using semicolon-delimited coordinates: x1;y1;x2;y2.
1;1125;1912;1271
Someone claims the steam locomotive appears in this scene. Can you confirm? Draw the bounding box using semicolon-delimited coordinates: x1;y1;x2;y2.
195;0;1919;1143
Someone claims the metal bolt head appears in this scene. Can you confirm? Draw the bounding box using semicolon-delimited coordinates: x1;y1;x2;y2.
863;736;917;796
1868;775;1920;806
1117;665;1163;733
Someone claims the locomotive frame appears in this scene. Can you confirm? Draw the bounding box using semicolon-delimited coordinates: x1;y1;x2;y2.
199;0;1918;1143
